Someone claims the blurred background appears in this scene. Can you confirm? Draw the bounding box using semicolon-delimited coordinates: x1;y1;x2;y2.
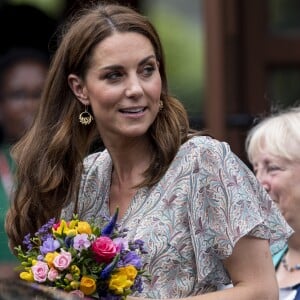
1;0;300;162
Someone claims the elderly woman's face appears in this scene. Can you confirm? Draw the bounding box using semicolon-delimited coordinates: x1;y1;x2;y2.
252;149;300;229
0;60;48;143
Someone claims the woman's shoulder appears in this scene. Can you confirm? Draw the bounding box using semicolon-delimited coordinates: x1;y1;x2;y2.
83;149;111;173
186;134;229;147
179;135;250;178
182;135;231;157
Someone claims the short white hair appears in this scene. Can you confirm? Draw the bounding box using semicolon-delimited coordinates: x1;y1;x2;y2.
245;106;300;163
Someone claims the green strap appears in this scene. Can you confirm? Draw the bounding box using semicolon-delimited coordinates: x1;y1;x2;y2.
272;245;288;269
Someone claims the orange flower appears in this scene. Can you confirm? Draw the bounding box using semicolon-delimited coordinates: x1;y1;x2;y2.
79;276;96;295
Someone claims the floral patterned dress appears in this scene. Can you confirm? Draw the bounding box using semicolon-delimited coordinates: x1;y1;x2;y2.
61;136;292;299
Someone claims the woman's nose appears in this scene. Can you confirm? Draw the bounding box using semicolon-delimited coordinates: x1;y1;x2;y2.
261;182;271;193
256;171;271;193
125;75;143;98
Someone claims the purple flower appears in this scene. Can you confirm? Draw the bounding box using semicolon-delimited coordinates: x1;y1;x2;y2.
132;275;143;293
130;239;148;254
122;251;142;269
101;294;122;300
23;233;33;251
40;237;60;255
35;218;56;236
135;239;144;246
113;237;128;252
73;233;91;251
41;233;53;243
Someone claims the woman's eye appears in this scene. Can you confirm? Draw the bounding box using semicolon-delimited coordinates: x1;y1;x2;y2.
105;71;123;81
267;165;281;173
142;65;155;77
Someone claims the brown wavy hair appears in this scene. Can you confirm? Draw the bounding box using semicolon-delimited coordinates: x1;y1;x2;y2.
6;3;196;250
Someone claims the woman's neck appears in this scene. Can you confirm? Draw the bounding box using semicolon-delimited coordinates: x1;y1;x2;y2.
106;136;153;187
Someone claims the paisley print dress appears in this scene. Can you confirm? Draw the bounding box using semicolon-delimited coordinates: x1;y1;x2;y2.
61;136;292;298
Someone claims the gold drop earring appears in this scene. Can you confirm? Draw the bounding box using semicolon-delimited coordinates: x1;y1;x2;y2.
79;105;93;125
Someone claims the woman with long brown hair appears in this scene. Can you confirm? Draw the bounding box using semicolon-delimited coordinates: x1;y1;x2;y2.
6;3;291;299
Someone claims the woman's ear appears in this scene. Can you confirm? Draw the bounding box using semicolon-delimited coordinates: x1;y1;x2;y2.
68;74;89;105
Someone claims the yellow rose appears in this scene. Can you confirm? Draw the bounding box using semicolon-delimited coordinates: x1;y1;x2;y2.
77;221;92;234
79;276;96;295
109;274;134;295
20;270;34;281
118;265;138;281
44;252;58;268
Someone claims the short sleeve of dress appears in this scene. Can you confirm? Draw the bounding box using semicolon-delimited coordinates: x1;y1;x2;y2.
187;137;293;285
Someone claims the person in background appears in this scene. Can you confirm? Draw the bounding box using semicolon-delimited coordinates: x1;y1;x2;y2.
246;105;300;300
6;3;292;299
0;48;49;278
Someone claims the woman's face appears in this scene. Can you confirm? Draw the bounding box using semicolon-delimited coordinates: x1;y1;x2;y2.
252;149;300;228
0;60;48;143
70;32;162;144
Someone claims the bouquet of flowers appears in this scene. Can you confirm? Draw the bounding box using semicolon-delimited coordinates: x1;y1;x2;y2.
15;209;148;299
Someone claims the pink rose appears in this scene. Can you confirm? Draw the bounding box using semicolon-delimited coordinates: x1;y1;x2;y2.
91;236;117;263
47;267;59;282
31;261;49;282
53;249;72;271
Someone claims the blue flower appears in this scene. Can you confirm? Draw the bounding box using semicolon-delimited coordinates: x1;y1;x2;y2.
64;236;74;248
101;208;119;236
100;254;120;280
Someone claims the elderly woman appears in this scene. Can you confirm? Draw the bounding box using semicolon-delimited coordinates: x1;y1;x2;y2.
246;106;300;300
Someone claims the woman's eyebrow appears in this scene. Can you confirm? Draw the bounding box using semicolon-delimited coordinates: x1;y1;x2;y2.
100;55;156;71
